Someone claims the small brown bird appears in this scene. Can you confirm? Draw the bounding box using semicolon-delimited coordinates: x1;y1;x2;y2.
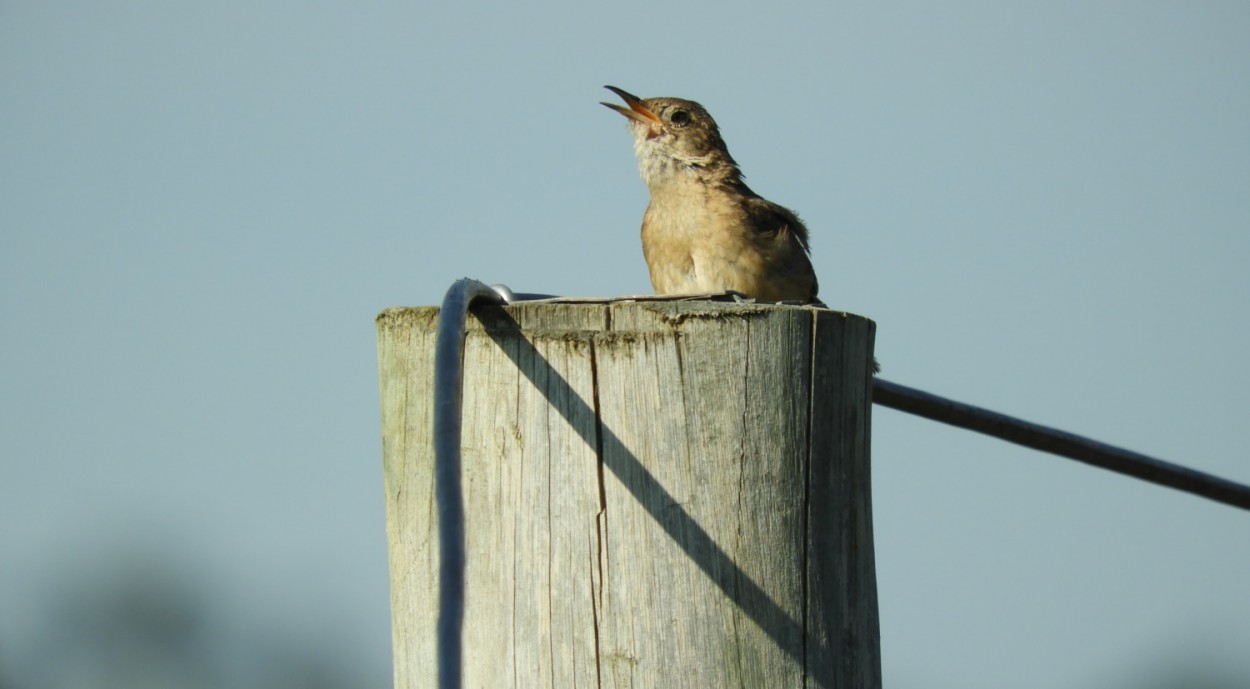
601;85;820;303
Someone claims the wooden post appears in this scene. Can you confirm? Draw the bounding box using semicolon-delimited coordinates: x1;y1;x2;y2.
376;300;880;688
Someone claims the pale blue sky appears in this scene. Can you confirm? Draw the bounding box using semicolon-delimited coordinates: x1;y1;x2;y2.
3;2;1249;687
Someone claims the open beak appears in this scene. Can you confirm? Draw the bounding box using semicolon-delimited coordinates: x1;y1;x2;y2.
601;85;663;129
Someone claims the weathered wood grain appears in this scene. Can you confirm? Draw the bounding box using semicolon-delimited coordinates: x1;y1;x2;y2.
377;301;878;688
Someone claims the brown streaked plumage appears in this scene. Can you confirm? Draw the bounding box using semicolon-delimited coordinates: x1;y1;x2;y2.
600;85;819;303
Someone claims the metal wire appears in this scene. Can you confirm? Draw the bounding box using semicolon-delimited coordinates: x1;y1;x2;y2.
872;378;1250;511
426;280;1250;686
432;278;508;689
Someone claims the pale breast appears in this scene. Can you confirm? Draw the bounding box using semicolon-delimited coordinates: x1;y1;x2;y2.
640;187;817;301
641;188;730;293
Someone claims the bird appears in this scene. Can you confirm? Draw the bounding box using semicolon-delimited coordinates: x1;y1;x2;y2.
600;85;820;304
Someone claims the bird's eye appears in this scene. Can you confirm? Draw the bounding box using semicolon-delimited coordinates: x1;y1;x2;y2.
669;110;692;126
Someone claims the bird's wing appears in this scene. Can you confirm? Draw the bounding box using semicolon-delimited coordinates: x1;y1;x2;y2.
742;197;820;302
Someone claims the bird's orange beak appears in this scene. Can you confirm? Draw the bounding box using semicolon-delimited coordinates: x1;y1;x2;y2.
601;85;663;129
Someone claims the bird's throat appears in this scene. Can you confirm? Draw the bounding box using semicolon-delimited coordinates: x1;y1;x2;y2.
637;152;740;195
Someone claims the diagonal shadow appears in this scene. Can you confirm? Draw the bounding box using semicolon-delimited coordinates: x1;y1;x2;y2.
474;305;826;683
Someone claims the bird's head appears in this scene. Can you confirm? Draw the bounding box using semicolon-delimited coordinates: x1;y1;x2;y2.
601;85;740;188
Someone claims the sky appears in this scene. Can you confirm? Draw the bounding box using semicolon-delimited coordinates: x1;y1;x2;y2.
3;1;1249;687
